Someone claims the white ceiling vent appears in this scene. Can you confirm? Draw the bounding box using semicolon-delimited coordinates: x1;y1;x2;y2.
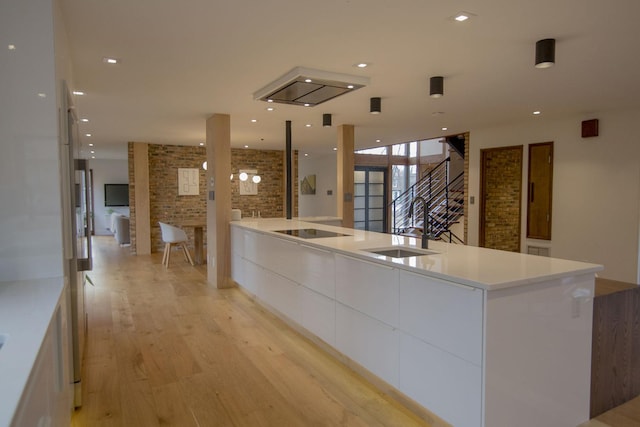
253;67;370;107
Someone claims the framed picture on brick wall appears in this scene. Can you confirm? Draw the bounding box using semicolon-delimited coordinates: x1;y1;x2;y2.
178;168;199;195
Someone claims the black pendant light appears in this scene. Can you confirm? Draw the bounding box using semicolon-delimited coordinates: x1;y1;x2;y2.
535;38;555;68
323;113;332;127
430;76;444;98
370;97;381;114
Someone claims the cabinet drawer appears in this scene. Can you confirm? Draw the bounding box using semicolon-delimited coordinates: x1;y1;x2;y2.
335;254;399;327
300;287;335;346
298;244;336;298
335;303;399;387
399;332;482;427
399;270;483;365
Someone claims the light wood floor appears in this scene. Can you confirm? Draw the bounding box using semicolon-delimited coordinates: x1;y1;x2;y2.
73;237;640;427
71;237;432;426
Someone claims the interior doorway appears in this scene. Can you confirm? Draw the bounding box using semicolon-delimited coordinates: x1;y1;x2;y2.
354;167;387;232
479;145;523;251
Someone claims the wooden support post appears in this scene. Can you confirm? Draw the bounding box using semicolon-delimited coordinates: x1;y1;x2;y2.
337;125;355;228
206;114;233;288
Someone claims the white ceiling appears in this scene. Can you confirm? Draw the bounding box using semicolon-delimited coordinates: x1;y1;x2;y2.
58;0;640;160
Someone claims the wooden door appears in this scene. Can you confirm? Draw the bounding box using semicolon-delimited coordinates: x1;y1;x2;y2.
479;146;523;251
527;142;553;240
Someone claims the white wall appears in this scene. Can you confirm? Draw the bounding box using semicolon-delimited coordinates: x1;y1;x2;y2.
298;153;338;217
468;110;640;283
89;159;129;235
0;0;65;281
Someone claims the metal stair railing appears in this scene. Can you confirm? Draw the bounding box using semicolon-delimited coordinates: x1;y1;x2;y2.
389;157;465;243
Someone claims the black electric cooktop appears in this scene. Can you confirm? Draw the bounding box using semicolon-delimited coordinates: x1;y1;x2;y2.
273;228;350;239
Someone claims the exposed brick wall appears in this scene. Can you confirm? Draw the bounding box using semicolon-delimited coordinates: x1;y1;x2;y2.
231;148;298;218
128;143;297;253
127;143;137;251
148;144;207;253
480;145;522;252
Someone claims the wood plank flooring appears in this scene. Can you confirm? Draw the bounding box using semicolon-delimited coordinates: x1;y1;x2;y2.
71;237;431;426
73;236;640;427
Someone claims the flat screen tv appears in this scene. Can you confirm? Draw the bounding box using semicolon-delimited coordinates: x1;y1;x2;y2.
104;184;129;207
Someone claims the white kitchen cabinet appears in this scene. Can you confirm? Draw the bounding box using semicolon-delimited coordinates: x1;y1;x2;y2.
230;253;245;287
335;254;399;328
254;233;302;281
297;244;336;298
10;299;70;427
230;226;244;257
399;332;482;427
300;287;335;346
399;270;483;365
335;302;400;387
259;267;303;324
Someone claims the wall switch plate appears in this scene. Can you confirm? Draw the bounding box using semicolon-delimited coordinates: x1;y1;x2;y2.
470;195;475;204
327;190;332;195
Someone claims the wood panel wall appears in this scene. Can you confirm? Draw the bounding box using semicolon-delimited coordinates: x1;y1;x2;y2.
591;278;640;417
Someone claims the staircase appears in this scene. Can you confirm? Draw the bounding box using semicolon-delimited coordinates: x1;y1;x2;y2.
389;157;464;244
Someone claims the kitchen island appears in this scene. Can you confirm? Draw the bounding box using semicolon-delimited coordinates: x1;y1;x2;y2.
230;218;602;427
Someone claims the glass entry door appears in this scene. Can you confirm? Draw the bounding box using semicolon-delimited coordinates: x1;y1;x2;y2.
354;167;387;232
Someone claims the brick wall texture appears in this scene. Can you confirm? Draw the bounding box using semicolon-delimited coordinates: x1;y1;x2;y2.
128;143;297;254
231;148;298;219
481;145;522;252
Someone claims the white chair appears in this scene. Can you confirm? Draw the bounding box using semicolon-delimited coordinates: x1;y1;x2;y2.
159;222;194;268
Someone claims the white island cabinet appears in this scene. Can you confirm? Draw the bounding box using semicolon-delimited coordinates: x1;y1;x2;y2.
230;219;602;427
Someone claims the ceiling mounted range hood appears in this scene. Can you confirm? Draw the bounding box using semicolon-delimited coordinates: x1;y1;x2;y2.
253;66;370;107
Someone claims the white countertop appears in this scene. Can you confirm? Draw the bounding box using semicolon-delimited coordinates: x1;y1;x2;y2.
231;218;603;290
0;277;65;426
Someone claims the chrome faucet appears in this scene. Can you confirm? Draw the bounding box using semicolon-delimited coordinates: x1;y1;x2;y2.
408;196;431;249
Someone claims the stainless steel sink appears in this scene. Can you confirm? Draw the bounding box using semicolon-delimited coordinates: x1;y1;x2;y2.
364;247;439;258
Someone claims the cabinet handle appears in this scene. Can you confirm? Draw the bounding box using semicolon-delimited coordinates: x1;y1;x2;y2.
339;254;395;270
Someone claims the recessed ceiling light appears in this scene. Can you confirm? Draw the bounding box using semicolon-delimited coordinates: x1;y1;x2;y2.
305;124;312;127
91;156;95;159
442;127;448;131
533;110;541;115
304;103;310;107
267;99;274;103
347;85;354;89
199;142;205;146
8;44;16;50
244;145;249;148
304;78;312;83
90;150;95;154
266;107;274;111
81;118;89;122
37;93;46;98
89;143;94;147
376;139;381;143
102;57;119;64
85;133;92;137
304;153;309;157
355;63;369;68
73;91;84;96
251;119;257;123
453;11;475;22
333;147;337;151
